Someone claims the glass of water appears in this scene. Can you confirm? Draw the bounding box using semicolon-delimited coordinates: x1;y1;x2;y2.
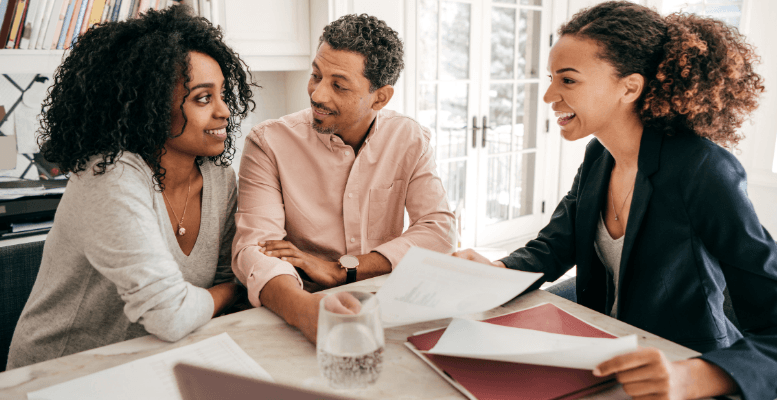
317;291;385;389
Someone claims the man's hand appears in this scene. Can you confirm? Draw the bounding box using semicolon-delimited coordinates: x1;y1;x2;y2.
452;248;506;268
260;240;345;288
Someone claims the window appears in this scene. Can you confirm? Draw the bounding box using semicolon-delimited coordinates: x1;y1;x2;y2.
660;0;744;28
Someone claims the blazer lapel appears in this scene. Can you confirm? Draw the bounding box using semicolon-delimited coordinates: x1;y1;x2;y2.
616;130;663;298
575;147;612;291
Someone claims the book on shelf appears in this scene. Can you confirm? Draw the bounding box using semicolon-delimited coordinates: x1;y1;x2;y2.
44;0;66;49
19;0;44;49
116;0;130;21
8;0;30;49
0;0;9;35
98;0;109;22
78;0;93;34
55;0;73;49
28;0;52;48
85;0;103;29
405;303;619;400
65;0;85;47
0;0;19;47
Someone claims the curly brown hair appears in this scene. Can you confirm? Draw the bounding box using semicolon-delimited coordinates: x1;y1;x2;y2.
39;5;255;190
320;13;404;92
559;1;764;148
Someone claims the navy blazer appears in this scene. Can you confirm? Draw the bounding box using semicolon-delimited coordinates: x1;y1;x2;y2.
501;128;777;400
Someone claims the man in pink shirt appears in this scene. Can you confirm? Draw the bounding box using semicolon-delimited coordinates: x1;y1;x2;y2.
232;14;456;341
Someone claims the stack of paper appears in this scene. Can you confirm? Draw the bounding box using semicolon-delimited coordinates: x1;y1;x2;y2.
27;333;271;400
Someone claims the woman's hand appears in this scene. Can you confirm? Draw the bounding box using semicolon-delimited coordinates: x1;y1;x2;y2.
594;347;737;400
260;240;344;288
452;248;506;268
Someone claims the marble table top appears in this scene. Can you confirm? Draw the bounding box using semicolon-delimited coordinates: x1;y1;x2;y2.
0;276;700;399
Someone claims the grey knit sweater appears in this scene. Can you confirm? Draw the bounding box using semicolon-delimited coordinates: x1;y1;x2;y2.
7;153;236;369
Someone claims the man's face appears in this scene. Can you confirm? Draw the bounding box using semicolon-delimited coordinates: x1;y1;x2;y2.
307;42;378;139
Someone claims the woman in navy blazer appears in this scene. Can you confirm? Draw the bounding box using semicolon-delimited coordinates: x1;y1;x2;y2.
455;2;775;400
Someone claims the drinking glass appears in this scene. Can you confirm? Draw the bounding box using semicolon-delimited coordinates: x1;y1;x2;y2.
316;291;385;389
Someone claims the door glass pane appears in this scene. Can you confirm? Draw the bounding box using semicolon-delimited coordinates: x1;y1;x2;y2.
517;9;542;79
418;83;437;148
486;155;510;224
439;83;468;159
440;1;471;80
520;0;542;5
490;7;515;79
512;152;536;217
488;83;512;154
513;82;538;151
495;0;517;4
438;160;467;215
419;0;438;80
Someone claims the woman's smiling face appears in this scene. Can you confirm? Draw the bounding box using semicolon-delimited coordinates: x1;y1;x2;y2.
167;51;231;159
543;35;628;142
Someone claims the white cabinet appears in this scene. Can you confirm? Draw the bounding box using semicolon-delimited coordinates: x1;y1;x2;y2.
223;0;311;71
0;0;313;74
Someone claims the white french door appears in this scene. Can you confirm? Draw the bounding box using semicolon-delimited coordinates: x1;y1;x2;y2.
416;0;552;248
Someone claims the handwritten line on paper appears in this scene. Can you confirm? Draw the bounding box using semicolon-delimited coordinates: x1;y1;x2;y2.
27;333;271;400
426;318;638;370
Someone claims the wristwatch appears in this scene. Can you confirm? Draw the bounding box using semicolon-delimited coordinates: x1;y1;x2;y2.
339;255;359;284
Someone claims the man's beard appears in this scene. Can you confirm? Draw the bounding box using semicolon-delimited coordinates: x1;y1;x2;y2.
311;118;339;135
311;100;340;135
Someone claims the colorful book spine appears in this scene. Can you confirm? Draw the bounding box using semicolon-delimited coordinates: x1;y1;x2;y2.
0;0;20;45
0;0;10;33
85;0;103;29
67;0;86;46
54;0;73;49
44;0;66;48
78;0;93;34
99;0;110;23
6;0;26;48
18;0;39;49
111;0;122;21
61;0;80;47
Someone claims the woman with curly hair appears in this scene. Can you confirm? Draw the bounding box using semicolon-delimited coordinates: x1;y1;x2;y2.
455;2;776;399
7;5;255;369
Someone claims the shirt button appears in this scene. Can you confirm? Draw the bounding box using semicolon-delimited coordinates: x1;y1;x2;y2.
348;193;353;198
350;237;356;243
344;151;350;157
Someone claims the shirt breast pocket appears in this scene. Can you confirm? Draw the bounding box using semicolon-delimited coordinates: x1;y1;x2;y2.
368;180;406;240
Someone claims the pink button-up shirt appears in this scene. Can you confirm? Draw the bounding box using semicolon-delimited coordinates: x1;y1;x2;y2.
232;108;456;306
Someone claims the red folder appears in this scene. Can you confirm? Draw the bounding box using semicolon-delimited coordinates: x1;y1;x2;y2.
406;303;618;400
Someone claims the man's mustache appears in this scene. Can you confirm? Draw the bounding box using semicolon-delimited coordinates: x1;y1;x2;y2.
310;100;338;116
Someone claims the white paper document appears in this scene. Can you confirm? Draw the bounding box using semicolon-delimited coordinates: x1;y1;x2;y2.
427;318;639;370
27;333;272;400
376;247;543;327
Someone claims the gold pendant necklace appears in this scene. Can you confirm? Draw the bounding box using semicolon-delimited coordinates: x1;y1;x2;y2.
162;174;192;236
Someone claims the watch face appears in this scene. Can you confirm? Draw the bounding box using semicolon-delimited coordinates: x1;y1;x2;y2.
339;255;359;269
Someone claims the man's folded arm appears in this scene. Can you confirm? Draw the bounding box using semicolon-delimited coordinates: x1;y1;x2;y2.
232;129;303;307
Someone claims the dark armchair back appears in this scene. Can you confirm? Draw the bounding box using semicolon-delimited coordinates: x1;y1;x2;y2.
0;240;44;371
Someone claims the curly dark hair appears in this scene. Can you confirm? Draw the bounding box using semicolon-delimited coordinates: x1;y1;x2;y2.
320;13;404;92
559;1;764;148
39;5;255;190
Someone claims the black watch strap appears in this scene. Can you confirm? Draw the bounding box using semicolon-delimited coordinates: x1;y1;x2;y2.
346;268;357;284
